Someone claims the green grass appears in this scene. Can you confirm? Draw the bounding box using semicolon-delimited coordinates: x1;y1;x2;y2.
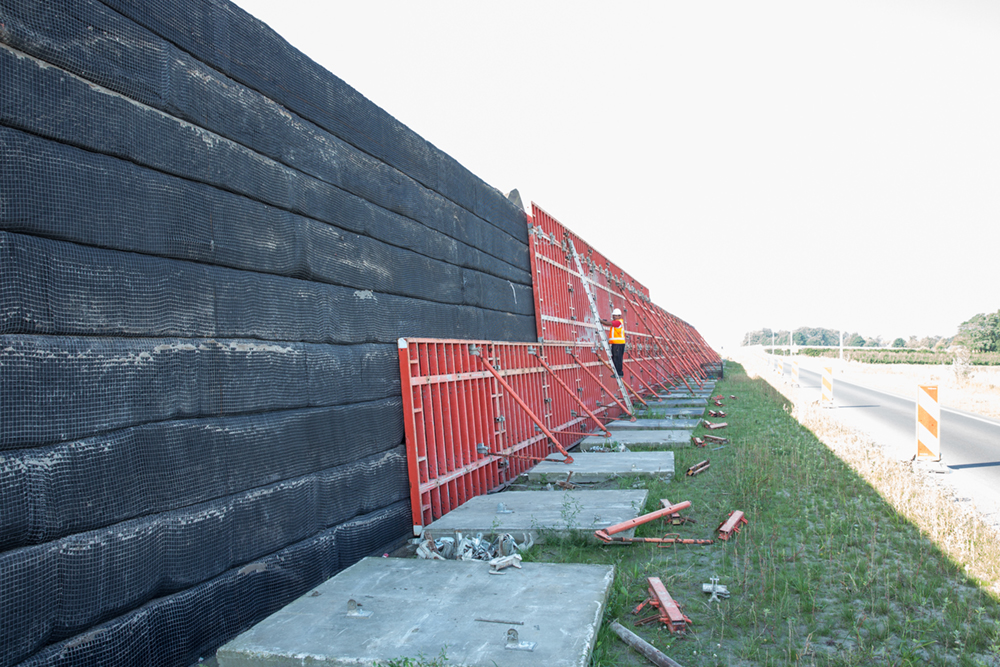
521;363;1000;666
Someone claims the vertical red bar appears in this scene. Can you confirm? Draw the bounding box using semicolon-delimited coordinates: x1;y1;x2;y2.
397;339;424;534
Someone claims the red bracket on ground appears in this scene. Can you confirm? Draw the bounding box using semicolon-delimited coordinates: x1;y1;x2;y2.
686;460;710;476
634;577;692;633
717;510;748;541
702;420;728;430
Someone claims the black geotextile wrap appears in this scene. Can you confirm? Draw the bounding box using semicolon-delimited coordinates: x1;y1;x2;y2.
0;336;403;451
0;0;540;664
86;0;529;246
0;47;531;285
9;502;412;667
0;231;536;339
0;0;529;263
0;398;404;550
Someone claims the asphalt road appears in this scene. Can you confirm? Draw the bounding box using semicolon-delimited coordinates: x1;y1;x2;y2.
784;362;1000;523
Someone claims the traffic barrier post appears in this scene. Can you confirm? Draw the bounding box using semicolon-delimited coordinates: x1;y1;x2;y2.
821;366;833;406
916;384;940;461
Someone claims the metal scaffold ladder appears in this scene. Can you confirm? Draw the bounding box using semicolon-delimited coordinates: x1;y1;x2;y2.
568;239;634;416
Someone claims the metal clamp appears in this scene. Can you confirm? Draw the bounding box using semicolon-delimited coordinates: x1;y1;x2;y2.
346;599;372;618
505;628;536;651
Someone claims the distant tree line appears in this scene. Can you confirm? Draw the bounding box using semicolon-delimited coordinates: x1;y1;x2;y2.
742;309;1000;352
959;310;1000;352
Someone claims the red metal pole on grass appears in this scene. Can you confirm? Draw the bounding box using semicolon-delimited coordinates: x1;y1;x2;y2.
594;501;692;540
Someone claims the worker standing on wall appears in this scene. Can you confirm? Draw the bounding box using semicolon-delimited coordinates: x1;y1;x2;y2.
601;307;626;378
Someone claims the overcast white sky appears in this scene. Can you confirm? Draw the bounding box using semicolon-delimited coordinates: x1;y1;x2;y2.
232;0;1000;351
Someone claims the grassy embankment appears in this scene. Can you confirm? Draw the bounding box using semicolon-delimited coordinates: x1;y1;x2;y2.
521;362;1000;666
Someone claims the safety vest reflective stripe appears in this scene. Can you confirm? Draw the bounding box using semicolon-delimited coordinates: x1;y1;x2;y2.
609;321;625;343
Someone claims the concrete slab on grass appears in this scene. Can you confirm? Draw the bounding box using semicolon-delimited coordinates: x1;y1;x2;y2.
636;406;705;418
217;557;615;667
525;452;674;483
423;489;648;541
645;397;707;407
608;418;701;431
579;430;692;449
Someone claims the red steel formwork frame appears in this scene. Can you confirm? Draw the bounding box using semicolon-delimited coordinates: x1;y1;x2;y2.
398;338;631;531
528;204;720;390
396;205;721;530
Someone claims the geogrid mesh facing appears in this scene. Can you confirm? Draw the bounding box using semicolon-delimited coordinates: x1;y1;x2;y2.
0;0;537;664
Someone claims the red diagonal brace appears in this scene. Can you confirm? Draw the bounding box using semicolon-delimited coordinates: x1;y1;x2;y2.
717;510;748;541
624;356;662;400
621;294;695;394
532;351;612;437
474;354;573;465
571;352;633;419
657;310;706;387
597;355;649;408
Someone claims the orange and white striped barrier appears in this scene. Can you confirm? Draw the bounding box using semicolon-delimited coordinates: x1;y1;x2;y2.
776;357;783;377
916;385;940;461
821;366;833;406
792;361;800;386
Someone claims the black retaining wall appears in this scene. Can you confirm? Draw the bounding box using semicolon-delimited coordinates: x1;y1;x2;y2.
0;1;535;665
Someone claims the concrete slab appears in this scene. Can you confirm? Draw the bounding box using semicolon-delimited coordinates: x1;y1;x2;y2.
525;452;674;483
636;406;705;418
423;489;648;541
645;397;707;407
608;418;701;430
217;557;614;667
580;430;692;449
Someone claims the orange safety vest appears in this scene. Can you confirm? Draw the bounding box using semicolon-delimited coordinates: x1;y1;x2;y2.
608;318;625;344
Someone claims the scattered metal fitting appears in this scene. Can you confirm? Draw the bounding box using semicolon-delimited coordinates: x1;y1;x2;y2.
702;577;730;602
496;502;514;514
488;553;523;575
505;628;536;651
556;472;577;490
346;599;372;618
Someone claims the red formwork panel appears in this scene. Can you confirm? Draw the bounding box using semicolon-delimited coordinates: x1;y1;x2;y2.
528;203;719;393
396;208;721;531
398;338;633;531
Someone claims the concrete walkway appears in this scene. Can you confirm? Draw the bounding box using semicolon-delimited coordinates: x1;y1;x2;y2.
423;489;648;541
526;451;675;482
217;557;615;667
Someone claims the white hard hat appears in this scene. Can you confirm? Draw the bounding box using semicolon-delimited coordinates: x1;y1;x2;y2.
612;308;622;316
